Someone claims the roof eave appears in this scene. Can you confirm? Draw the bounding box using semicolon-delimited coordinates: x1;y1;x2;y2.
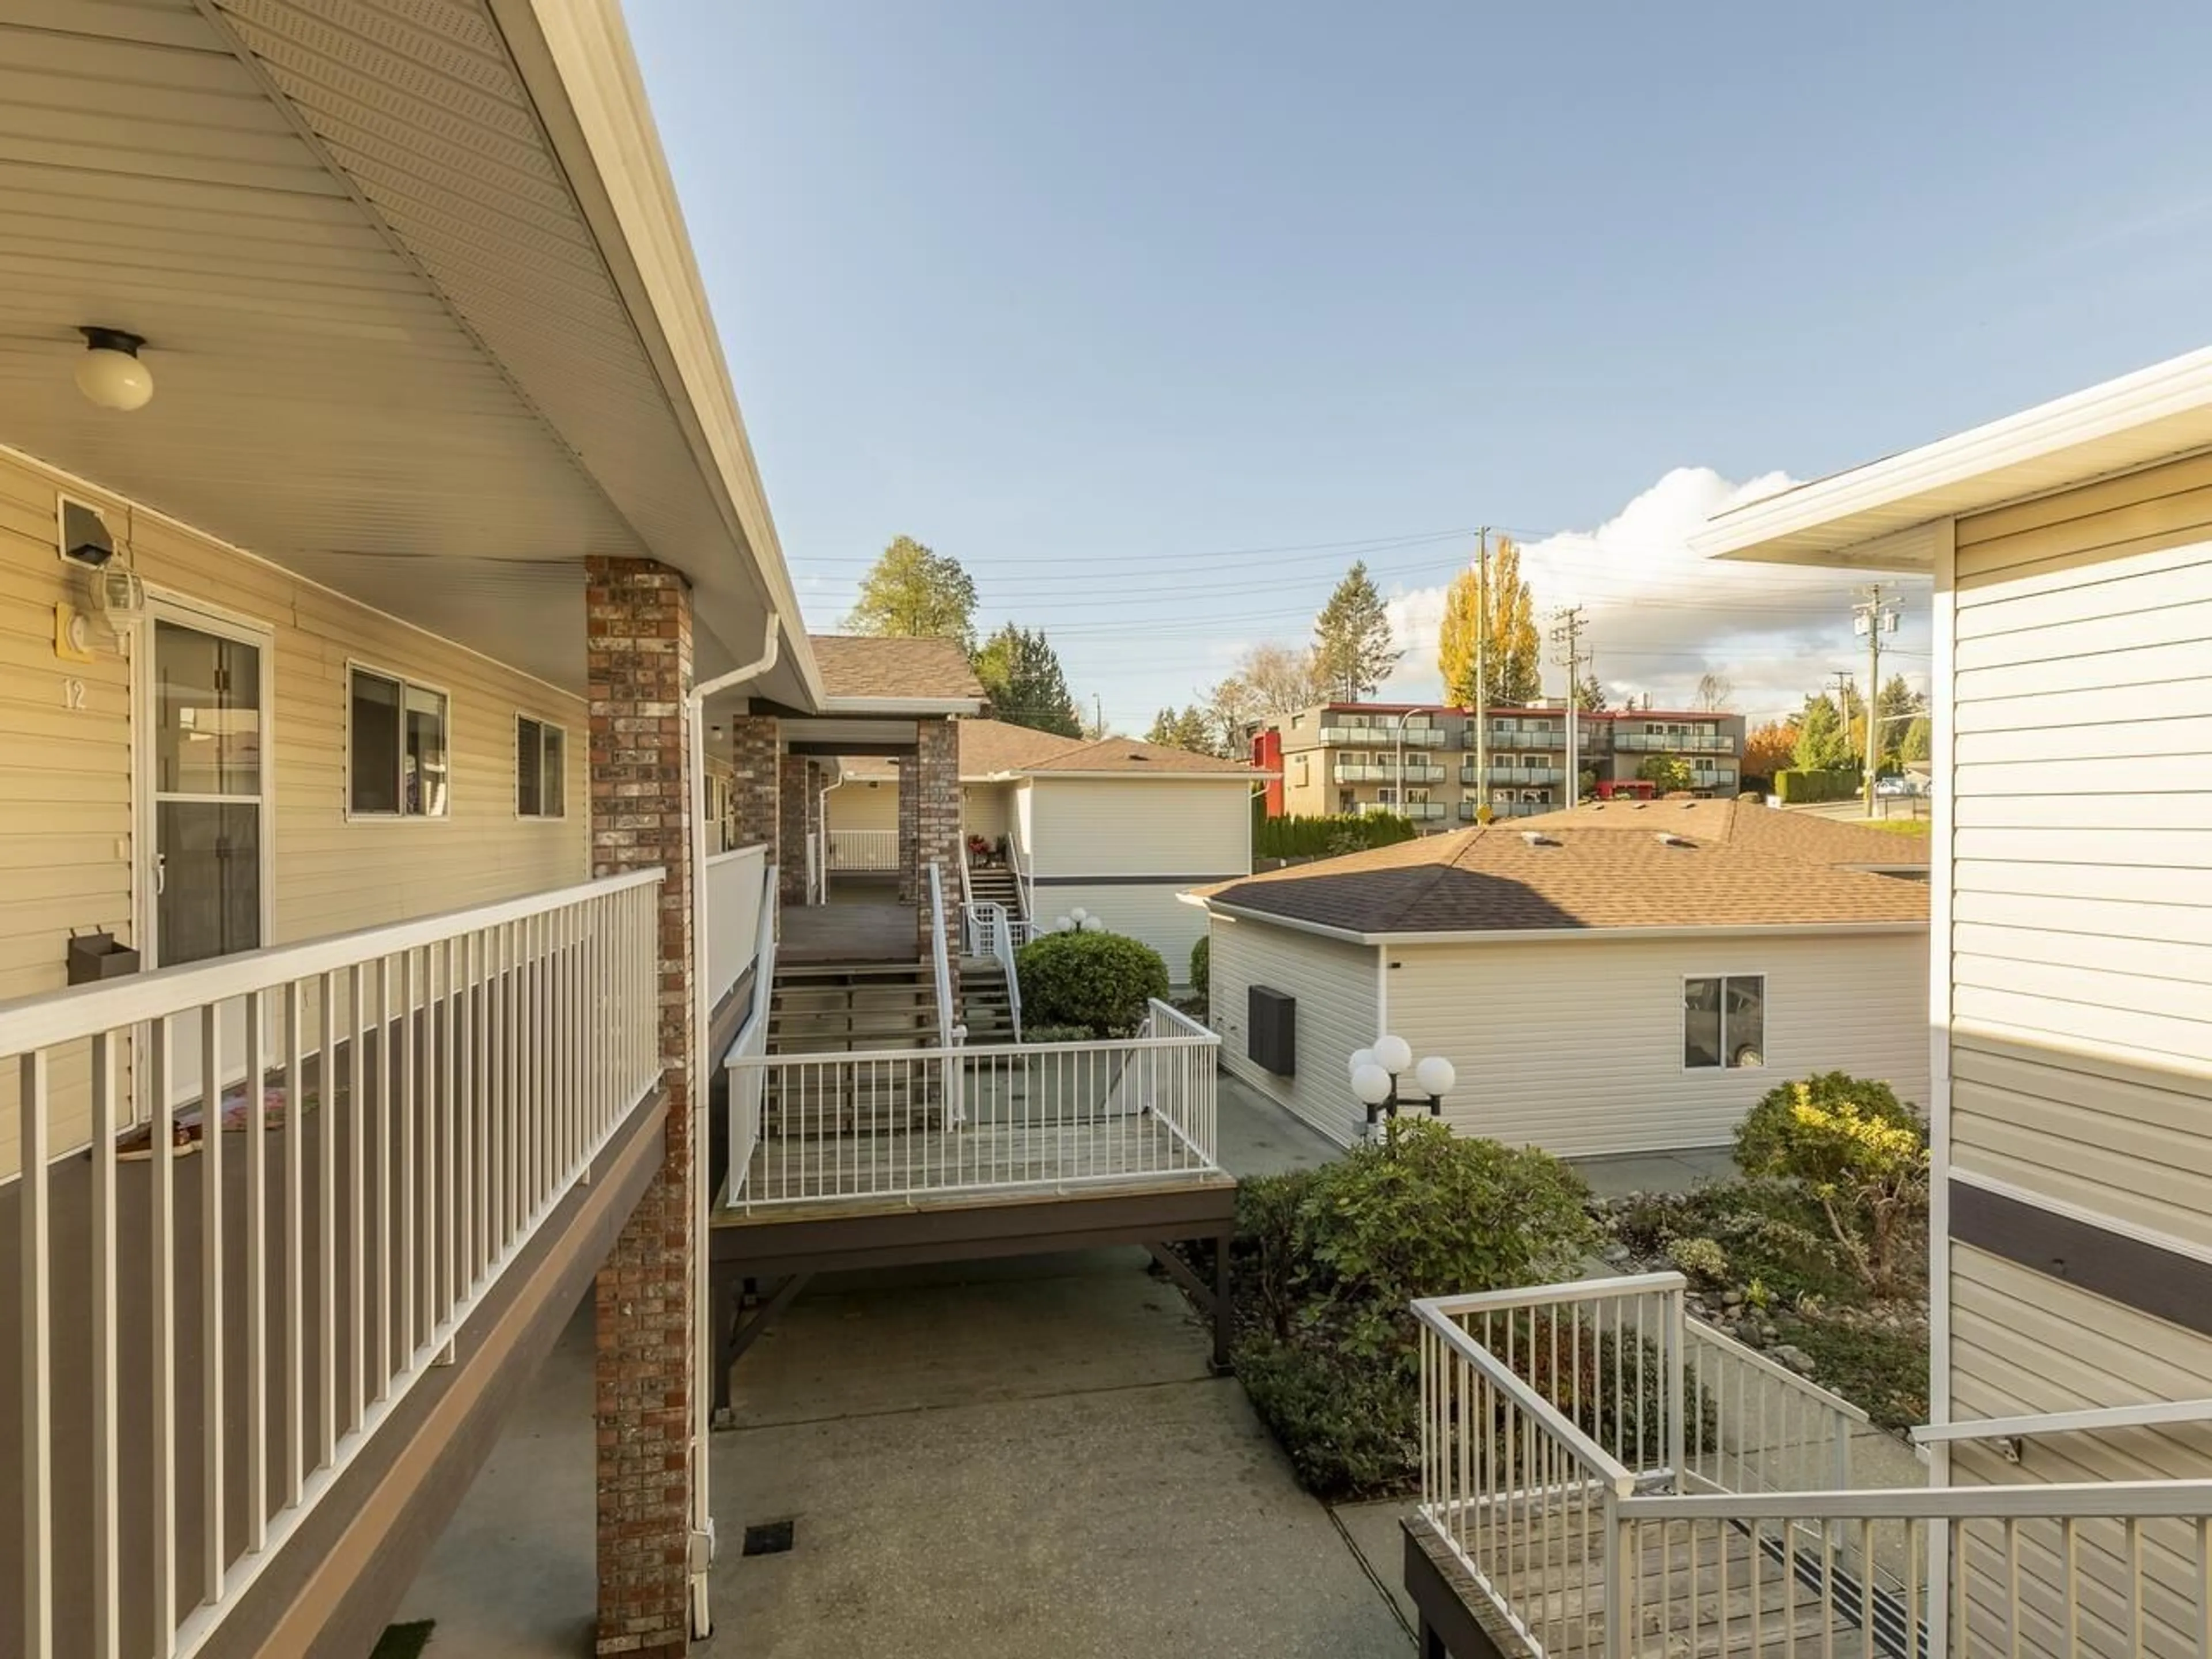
819;695;988;717
1190;897;1926;946
1691;346;2212;570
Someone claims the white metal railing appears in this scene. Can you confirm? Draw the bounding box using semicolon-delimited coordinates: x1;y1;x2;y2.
1915;1397;2212;1448
1007;835;1036;927
725;1000;1217;1211
1460;798;1555;820
1416;1272;2212;1659
703;843;768;1013
1615;730;1736;753
1320;724;1449;747
721;862;779;1218
961;901;1026;1042
3;870;663;1659
827;828;899;872
1359;800;1447;821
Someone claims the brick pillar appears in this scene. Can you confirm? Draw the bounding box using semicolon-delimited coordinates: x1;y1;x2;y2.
896;753;918;904
913;717;961;964
585;558;697;1658
778;753;809;905
726;713;779;856
804;760;824;854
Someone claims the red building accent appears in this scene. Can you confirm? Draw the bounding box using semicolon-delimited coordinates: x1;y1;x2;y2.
1252;728;1285;816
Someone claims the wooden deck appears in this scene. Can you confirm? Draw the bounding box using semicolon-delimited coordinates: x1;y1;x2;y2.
1407;1500;1894;1659
721;1112;1216;1219
778;898;920;965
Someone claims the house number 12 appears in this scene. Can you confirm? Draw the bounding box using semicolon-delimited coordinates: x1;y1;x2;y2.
61;678;86;711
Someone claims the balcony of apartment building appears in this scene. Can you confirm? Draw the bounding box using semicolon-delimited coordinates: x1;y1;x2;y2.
1614;729;1738;754
1404;1272;2212;1659
1335;757;1448;785
1355;798;1449;822
1457;797;1554;820
1319;721;1450;747
1481;719;1567;751
1461;761;1567;787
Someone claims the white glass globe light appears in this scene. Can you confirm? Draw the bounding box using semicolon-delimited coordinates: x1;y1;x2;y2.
1080;915;1103;931
1070;907;1088;922
1348;1047;1376;1079
76;340;153;412
1054;915;1073;932
1351;1063;1393;1107
1373;1033;1413;1075
1415;1055;1457;1097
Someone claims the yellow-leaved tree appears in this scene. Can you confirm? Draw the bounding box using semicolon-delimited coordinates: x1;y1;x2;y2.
1437;535;1542;708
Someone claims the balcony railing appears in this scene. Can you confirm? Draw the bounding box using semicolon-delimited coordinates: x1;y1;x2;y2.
1485;726;1566;748
1319;725;1449;747
1358;800;1447;821
1335;760;1446;783
1412;1272;2212;1659
1460;798;1553;820
1;871;665;1658
704;843;768;1012
724;1000;1219;1212
1465;764;1564;785
826;828;899;872
1615;730;1737;753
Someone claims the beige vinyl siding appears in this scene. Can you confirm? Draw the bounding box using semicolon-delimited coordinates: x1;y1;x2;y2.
1209;912;1377;1144
1388;931;1930;1158
1950;1244;2212;1483
0;449;587;1172
961;782;1013;845
827;779;899;834
1031;882;1208;974
1024;777;1251;880
1949;456;2212;1251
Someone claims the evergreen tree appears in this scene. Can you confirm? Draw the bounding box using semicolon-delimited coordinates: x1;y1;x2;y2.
1312;561;1402;700
1792;694;1855;770
972;623;1082;736
1144;704;1218;754
1436;537;1541;707
844;535;978;648
1573;675;1609;712
1873;673;1926;770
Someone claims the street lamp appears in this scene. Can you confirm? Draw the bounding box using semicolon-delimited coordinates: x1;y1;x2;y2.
1349;1033;1455;1142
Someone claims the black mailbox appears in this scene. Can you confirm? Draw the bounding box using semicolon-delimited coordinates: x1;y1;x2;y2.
1248;985;1297;1075
67;929;140;985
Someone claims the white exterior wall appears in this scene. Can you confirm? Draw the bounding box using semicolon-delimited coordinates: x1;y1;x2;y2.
1387;931;1931;1158
825;778;898;834
1027;776;1252;967
1209;911;1378;1145
962;782;1014;846
1938;454;2212;1457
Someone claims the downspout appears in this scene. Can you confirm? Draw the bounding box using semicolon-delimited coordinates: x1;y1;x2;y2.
685;612;779;1638
816;772;844;903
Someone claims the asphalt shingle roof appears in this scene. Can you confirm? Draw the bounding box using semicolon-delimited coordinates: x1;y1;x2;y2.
808;634;984;702
836;720;1263;782
1195;800;1929;937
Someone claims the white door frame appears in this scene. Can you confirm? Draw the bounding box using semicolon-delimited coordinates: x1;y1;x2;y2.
132;590;278;969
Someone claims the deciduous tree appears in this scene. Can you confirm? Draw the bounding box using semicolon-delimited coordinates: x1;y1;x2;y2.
972;623;1081;737
1312;561;1402;700
1743;719;1800;779
1231;641;1331;715
1638;753;1694;793
844;535;978;648
1694;672;1735;712
1436;537;1541;708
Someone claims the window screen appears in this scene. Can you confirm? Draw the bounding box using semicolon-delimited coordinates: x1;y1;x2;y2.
350;668;448;817
517;716;566;817
1684;975;1765;1069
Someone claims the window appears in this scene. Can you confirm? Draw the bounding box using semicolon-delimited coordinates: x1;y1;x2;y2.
1684;975;1764;1070
1293;754;1309;786
517;715;566;818
349;666;448;817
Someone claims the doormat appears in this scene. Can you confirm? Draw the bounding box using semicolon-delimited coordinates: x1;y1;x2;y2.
370;1620;435;1658
741;1519;796;1556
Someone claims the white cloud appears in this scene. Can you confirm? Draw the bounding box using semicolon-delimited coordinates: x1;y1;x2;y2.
1382;467;1930;722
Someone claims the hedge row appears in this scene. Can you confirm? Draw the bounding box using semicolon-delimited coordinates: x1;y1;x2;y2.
1254;810;1418;859
1772;767;1863;804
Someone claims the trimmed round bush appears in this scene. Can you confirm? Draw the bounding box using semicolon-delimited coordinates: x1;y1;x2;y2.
1189;934;1210;998
1014;930;1171;1038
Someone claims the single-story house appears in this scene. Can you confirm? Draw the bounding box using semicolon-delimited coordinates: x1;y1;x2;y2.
1187;798;1931;1156
828;718;1264;970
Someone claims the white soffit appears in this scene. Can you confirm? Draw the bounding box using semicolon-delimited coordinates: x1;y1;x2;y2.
1692;346;2212;570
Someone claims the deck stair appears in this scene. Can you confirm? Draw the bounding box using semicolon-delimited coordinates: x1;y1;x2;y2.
959;955;1016;1044
764;961;945;1132
966;856;1023;920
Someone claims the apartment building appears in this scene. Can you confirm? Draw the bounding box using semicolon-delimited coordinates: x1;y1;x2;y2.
1251;701;1745;825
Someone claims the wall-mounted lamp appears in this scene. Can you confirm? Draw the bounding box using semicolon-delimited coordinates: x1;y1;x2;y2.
76;327;153;412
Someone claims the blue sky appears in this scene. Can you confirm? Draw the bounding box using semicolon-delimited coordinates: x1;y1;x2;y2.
629;1;2212;729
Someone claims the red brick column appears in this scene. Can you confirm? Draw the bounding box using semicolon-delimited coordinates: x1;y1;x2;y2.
896;753;918;904
913;717;962;964
778;753;809;905
726;713;779;857
586;557;698;1658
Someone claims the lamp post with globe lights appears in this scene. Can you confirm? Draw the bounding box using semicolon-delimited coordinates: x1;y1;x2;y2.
1348;1033;1455;1144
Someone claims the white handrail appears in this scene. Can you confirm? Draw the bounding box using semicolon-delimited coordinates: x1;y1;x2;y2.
995;907;1022;1042
1914;1396;2212;1446
1614;1478;2212;1521
721;860;779;1212
702;844;768;1013
5;871;664;1658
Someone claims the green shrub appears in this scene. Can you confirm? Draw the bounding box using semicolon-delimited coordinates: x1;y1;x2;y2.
1735;1073;1928;1297
1014;930;1170;1038
1189;934;1210;998
1667;1235;1729;1285
1254;810;1417;860
1017;1023;1095;1045
1230;1122;1594;1498
1772;767;1862;804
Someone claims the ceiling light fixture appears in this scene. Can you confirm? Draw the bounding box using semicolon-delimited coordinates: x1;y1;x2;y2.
75;326;153;411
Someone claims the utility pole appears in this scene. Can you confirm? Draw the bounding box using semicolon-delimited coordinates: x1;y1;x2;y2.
1550;605;1588;806
1473;528;1491;819
1853;585;1899;816
1094;692;1104;738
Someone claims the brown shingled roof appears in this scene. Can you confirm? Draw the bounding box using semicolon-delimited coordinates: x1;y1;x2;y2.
956;719;1089;777
1194;799;1927;937
1022;736;1259;775
808;634;985;702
